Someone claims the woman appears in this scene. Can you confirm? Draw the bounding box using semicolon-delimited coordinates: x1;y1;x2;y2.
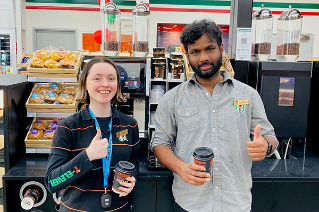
45;57;140;212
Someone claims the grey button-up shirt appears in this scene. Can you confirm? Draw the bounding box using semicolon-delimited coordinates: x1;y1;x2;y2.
150;71;278;212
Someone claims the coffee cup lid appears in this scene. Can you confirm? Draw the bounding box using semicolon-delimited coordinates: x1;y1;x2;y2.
116;161;135;173
193;147;214;159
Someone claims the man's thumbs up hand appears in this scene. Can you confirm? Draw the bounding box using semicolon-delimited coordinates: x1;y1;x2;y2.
246;125;267;161
86;129;109;161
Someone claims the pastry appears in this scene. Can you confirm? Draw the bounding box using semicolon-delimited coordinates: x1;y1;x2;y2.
60;59;76;69
27;129;44;140
32;120;47;130
47;119;62;130
44;59;61;69
30;58;45;68
29;92;44;104
44;92;58;104
62;86;77;96
58;94;75;104
33;49;49;61
33;84;49;94
43;129;55;140
49;82;63;94
63;51;78;61
50;51;63;61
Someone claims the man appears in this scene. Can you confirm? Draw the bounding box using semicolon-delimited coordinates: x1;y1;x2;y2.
150;19;278;212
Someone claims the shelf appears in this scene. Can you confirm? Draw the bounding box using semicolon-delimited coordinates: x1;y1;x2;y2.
27;112;75;118
26;148;50;154
149;125;156;129
151;78;166;82
28;76;77;82
150;102;159;105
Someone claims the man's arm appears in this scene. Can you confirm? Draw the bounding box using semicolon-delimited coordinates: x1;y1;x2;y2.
153;145;210;185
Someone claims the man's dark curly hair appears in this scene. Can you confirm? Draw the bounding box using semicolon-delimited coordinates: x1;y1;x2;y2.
180;19;223;53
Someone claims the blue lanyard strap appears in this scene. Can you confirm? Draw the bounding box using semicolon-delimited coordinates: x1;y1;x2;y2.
88;106;113;187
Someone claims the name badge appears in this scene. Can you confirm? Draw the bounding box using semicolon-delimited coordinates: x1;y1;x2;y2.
233;99;249;106
116;129;128;138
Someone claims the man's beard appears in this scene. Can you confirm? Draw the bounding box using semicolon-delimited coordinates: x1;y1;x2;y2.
189;52;223;79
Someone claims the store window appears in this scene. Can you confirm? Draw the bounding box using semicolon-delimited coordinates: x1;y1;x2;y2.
156;23;229;53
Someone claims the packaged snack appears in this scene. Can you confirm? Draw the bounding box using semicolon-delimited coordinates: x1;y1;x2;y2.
43;129;55;140
30;58;45;68
33;49;49;61
29;92;44;104
47;118;62;130
60;59;76;69
50;51;63;61
57;94;75;104
32;120;47;130
63;51;78;61
44;92;58;104
32;84;50;94
49;82;63;94
62;86;77;96
27;129;44;140
44;59;61;69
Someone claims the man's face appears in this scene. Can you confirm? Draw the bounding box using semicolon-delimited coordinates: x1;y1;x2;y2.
187;33;223;79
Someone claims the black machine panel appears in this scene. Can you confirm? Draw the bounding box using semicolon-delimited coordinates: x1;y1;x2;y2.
249;61;312;138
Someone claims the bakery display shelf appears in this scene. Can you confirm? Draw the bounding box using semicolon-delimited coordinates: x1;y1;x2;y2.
166;73;185;83
151;78;166;82
24;117;60;148
28;76;77;82
26;51;82;77
25;82;79;114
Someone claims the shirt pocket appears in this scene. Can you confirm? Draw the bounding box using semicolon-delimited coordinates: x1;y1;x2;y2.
177;107;200;132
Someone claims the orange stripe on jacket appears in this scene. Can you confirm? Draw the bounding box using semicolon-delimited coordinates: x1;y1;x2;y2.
60;200;128;212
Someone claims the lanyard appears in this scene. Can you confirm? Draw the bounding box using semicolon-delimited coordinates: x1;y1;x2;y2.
88;106;113;187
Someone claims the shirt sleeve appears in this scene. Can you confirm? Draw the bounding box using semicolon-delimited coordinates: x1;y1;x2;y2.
150;91;177;151
251;90;279;150
44;150;95;193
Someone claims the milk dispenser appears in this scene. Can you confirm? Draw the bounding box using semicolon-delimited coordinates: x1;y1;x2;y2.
132;2;150;57
276;6;303;61
102;1;121;56
251;4;273;61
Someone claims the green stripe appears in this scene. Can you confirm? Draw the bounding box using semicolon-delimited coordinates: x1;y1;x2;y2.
253;2;319;10
92;166;116;171
25;0;319;10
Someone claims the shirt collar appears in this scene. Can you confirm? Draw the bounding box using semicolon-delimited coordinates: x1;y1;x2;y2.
187;69;233;86
81;105;120;121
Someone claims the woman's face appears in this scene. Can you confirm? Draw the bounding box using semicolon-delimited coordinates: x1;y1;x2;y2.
85;62;118;106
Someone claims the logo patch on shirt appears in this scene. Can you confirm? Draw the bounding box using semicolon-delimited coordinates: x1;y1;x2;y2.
116;129;128;141
235;105;245;111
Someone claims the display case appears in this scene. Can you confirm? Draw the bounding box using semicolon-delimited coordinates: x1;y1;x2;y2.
251;4;273;61
132;2;150;57
102;1;121;56
276;6;303;61
0;35;10;67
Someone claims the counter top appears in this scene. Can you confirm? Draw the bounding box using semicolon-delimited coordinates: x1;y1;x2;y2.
4;155;319;182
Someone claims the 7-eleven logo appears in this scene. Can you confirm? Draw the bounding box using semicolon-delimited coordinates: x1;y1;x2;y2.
235;105;245;111
119;134;128;142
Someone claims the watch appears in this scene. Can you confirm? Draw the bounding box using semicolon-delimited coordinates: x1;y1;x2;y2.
265;138;273;156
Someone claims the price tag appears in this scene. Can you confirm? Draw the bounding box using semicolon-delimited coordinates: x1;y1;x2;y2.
26;148;36;153
27;112;36;117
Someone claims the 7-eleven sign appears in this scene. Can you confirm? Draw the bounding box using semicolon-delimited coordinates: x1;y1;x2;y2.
235;105;245;111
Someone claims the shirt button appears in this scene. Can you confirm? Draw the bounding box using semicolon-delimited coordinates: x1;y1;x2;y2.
206;93;209;96
214;167;218;171
213;128;216;131
215;186;219;190
214;147;217;151
186;113;189;116
212;109;216;113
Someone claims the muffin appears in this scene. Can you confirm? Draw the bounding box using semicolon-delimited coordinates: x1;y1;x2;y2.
49;82;63;94
33;84;50;94
33;49;49;61
47;119;61;130
60;59;76;69
63;51;78;61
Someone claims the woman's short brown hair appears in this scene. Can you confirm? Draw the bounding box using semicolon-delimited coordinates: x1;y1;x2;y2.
76;56;126;105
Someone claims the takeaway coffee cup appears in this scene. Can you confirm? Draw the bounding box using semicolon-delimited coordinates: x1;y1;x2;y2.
112;161;135;194
21;188;40;210
193;147;214;173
